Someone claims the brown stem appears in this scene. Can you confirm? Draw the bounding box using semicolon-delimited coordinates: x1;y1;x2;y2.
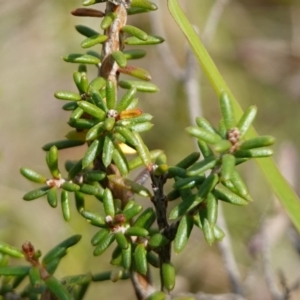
95;2;128;199
100;3;127;82
95;2;127;195
150;172;172;291
22;241;50;280
98;4;154;299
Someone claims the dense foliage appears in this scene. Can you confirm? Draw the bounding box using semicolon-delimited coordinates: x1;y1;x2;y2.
2;0;292;299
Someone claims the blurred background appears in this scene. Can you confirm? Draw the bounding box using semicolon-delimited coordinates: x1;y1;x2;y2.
1;0;300;299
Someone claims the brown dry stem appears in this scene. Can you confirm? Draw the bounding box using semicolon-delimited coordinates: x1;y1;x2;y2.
100;3;127;83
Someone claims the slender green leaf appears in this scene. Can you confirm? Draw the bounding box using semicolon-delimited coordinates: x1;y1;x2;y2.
44;275;72;300
0;266;29;276
42;235;81;265
0;242;24;258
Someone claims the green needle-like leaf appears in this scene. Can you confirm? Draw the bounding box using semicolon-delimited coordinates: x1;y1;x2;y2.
221;154;235;181
91;229;110;246
134;207;156;229
174;214;194;253
23;186;50;201
81;34;108;48
122;25;148;41
108;175;152;197
81;210;106;227
115;232;129;250
44;275;72;300
63;53;101;64
145;291;166;300
123;49;146;60
46;146;60;178
0;265;29;276
119;80;159;93
131;0;157;10
239;136;275;150
112;143;129;176
42;140;85;151
112;50;127;68
20;167;47;183
103;188;115;217
122;243;132;271
77;101;106;120
42;235;81;265
220;92;236;130
125;35;164;46
93;233;115;256
162;262;175;291
29;266;42;288
82;138;102;168
102;134;114;167
101;12;117;29
125;227;149;237
134;244;147;275
61;190;71;221
47;187;58;208
116;87;137;112
0;242;25;258
75;25;99;38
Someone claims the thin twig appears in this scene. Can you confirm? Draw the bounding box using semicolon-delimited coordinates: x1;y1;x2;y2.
149;2;201;123
176;292;245;300
184;47;202;125
217;204;244;296
150;171;172;291
148;4;185;81
261;224;283;300
202;0;230;45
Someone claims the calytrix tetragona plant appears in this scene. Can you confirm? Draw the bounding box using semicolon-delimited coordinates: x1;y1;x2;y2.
0;0;274;299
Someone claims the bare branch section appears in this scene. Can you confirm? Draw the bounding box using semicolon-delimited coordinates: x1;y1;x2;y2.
149;6;184;81
217;205;244;296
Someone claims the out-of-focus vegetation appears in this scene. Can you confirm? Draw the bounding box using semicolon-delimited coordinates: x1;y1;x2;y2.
0;0;300;299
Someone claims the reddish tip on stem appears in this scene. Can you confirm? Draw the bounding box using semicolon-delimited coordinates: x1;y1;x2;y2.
22;241;35;259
